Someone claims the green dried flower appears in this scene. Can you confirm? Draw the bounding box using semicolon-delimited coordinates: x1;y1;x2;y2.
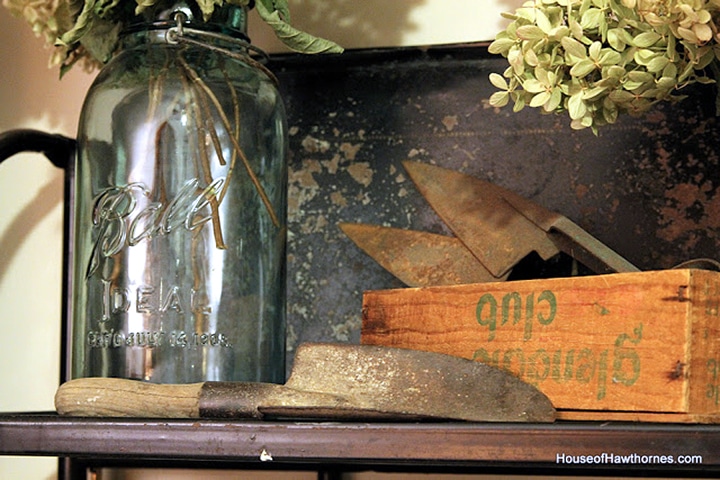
489;0;720;133
3;0;343;75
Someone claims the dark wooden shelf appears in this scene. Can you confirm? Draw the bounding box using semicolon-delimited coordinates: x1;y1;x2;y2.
1;413;719;476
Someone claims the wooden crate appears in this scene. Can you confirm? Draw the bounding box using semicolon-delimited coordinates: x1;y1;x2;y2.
361;269;720;422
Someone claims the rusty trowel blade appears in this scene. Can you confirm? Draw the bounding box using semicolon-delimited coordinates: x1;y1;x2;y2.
402;161;560;278
277;343;555;423
339;222;508;286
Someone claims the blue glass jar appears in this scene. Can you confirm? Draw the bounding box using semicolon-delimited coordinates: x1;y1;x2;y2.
72;1;287;383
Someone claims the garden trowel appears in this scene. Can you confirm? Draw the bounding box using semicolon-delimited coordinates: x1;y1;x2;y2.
55;343;555;422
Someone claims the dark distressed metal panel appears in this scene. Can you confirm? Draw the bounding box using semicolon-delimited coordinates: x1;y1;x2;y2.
272;44;720;372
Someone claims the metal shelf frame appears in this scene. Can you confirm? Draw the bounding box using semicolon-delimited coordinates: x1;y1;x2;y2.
1;413;719;477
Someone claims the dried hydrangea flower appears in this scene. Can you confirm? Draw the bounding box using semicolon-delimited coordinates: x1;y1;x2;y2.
489;0;720;133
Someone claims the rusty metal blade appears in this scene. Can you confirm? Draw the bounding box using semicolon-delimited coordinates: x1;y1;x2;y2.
489;189;640;273
402;161;560;278
543;216;640;273
339;223;507;286
284;343;555;423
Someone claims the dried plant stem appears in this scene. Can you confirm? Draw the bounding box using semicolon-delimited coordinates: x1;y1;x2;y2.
219;61;240;206
190;87;228;249
178;56;280;228
181;67;209;327
146;52;164;123
154;121;170;205
146;52;280;253
196;89;238;216
178;62;203;180
175;58;227;250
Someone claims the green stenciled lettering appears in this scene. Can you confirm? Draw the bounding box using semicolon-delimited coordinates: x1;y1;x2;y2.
473;348;499;367
551;349;575;383
597;350;608;400
537;290;556;325
612;324;642;386
524;292;534;340
707;358;718;381
614;323;643;347
502;292;522;327
576;348;595;384
503;348;525;378
476;293;498;341
612;350;640;386
593;302;610;315
476;290;556;342
707;384;720;405
706;299;720;316
526;349;550;384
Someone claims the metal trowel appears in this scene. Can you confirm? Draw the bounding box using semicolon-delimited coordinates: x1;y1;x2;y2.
55;343;555;422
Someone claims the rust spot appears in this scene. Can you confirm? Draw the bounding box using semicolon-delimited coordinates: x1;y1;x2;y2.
347;162;374;187
340;142;362;160
575;184;589;200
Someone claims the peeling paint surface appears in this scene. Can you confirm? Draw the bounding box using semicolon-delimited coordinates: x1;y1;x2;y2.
274;46;720;373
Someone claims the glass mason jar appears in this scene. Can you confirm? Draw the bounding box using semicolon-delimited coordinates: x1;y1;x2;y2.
71;1;287;384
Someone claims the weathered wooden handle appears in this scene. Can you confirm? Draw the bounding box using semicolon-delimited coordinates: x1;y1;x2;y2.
55;378;203;418
55;377;353;419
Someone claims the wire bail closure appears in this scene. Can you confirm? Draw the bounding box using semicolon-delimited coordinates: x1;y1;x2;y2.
166;11;277;85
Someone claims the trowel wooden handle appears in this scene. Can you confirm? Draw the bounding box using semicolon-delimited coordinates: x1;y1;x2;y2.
55;378;205;418
55;377;343;419
55;378;294;418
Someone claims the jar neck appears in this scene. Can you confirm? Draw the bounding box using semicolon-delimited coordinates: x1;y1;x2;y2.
121;0;251;44
115;0;276;85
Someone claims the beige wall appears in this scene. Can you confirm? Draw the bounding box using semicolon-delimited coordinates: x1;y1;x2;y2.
0;1;511;478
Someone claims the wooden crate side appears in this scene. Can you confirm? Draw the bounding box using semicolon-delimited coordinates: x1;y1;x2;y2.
362;270;697;413
688;269;720;414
